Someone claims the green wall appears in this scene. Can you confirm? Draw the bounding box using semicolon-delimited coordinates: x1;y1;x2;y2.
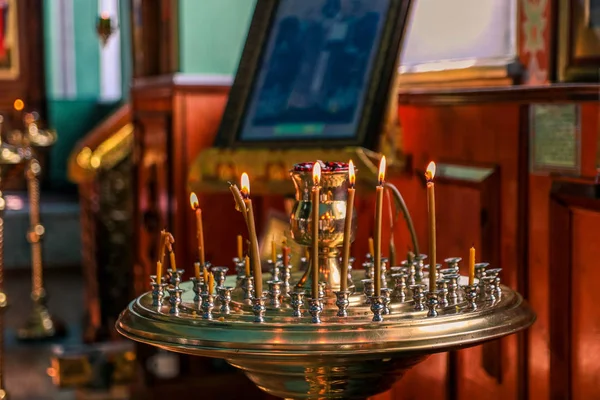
179;0;256;75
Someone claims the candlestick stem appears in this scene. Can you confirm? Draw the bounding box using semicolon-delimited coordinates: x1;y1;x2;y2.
374;185;384;296
311;187;320;299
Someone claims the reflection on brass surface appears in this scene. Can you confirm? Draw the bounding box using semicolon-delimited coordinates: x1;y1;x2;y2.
188;147;404;195
290;168;357;294
530;104;580;174
117;273;535;399
68;124;134;184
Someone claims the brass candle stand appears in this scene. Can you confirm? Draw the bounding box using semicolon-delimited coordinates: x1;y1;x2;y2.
9;113;64;340
117;161;535;399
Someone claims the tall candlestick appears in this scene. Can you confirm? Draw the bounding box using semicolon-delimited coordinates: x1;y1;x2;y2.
240;173;262;297
245;255;251;277
426;161;437;292
271;236;277;264
374;156;386;296
190;193;205;266
311;162;321;299
341;160;356;292
368;237;374;256
156;261;163;284
203;264;208;284
469;246;475;285
237;235;243;260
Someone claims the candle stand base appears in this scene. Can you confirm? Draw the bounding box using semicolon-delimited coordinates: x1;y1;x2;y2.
17;293;65;340
117;271;534;399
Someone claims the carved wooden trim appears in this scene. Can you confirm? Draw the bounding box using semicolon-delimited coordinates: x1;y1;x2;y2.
397;83;600;106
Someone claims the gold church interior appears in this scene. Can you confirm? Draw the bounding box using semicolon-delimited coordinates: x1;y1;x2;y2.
0;0;599;399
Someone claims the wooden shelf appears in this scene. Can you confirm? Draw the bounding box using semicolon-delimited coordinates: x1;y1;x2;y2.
397;83;600;106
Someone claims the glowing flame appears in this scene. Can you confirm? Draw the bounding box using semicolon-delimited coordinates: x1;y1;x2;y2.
348;160;355;187
241;172;250;196
425;161;436;181
13;99;24;111
313;162;321;186
378;156;386;185
190;192;199;210
100;11;110;19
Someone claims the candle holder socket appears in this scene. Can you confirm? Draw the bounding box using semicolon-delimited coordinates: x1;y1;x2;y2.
361;279;374;304
463;284;479;310
410;284;426;311
334;290;351;317
267;280;282;308
290;291;305;317
444;274;460;304
251;295;267;323
391;273;408;302
370;296;385;322
413;254;428;283
217;286;233;314
201;293;215;320
167;288;183;316
436;279;449;308
241;275;254;301
307;298;323;324
363;261;374;280
426;291;439;317
150;280;168;308
211;266;229;289
381;288;392;315
169;269;185;289
444;257;462;273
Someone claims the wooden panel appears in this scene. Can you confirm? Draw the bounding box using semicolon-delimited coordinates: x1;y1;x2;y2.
133;113;171;294
392;103;524;399
571;208;600;400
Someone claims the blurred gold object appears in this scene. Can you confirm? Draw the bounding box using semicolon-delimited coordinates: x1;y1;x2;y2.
16;112;63;340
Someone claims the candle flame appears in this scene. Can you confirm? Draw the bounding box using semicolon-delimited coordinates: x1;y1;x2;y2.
313;162;321;185
241;172;250;196
425;161;436;181
378;156;386;185
349;160;355;187
189;192;199;210
101;11;110;19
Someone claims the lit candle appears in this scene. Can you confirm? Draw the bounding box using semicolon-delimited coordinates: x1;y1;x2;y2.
341;160;356;292
237;235;243;260
271;236;277;264
203;264;209;284
156;261;163;284
469;245;475;285
245;255;251;277
426;161;437;292
368;237;374;257
189;193;205;267
374;156;386;296
241;173;262;297
208;273;215;294
311;162;321;299
194;261;201;280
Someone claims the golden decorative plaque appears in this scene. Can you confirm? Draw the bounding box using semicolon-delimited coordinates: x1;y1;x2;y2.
530;104;580;174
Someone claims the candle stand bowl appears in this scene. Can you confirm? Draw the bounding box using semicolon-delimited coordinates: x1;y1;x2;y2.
117;273;535;399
